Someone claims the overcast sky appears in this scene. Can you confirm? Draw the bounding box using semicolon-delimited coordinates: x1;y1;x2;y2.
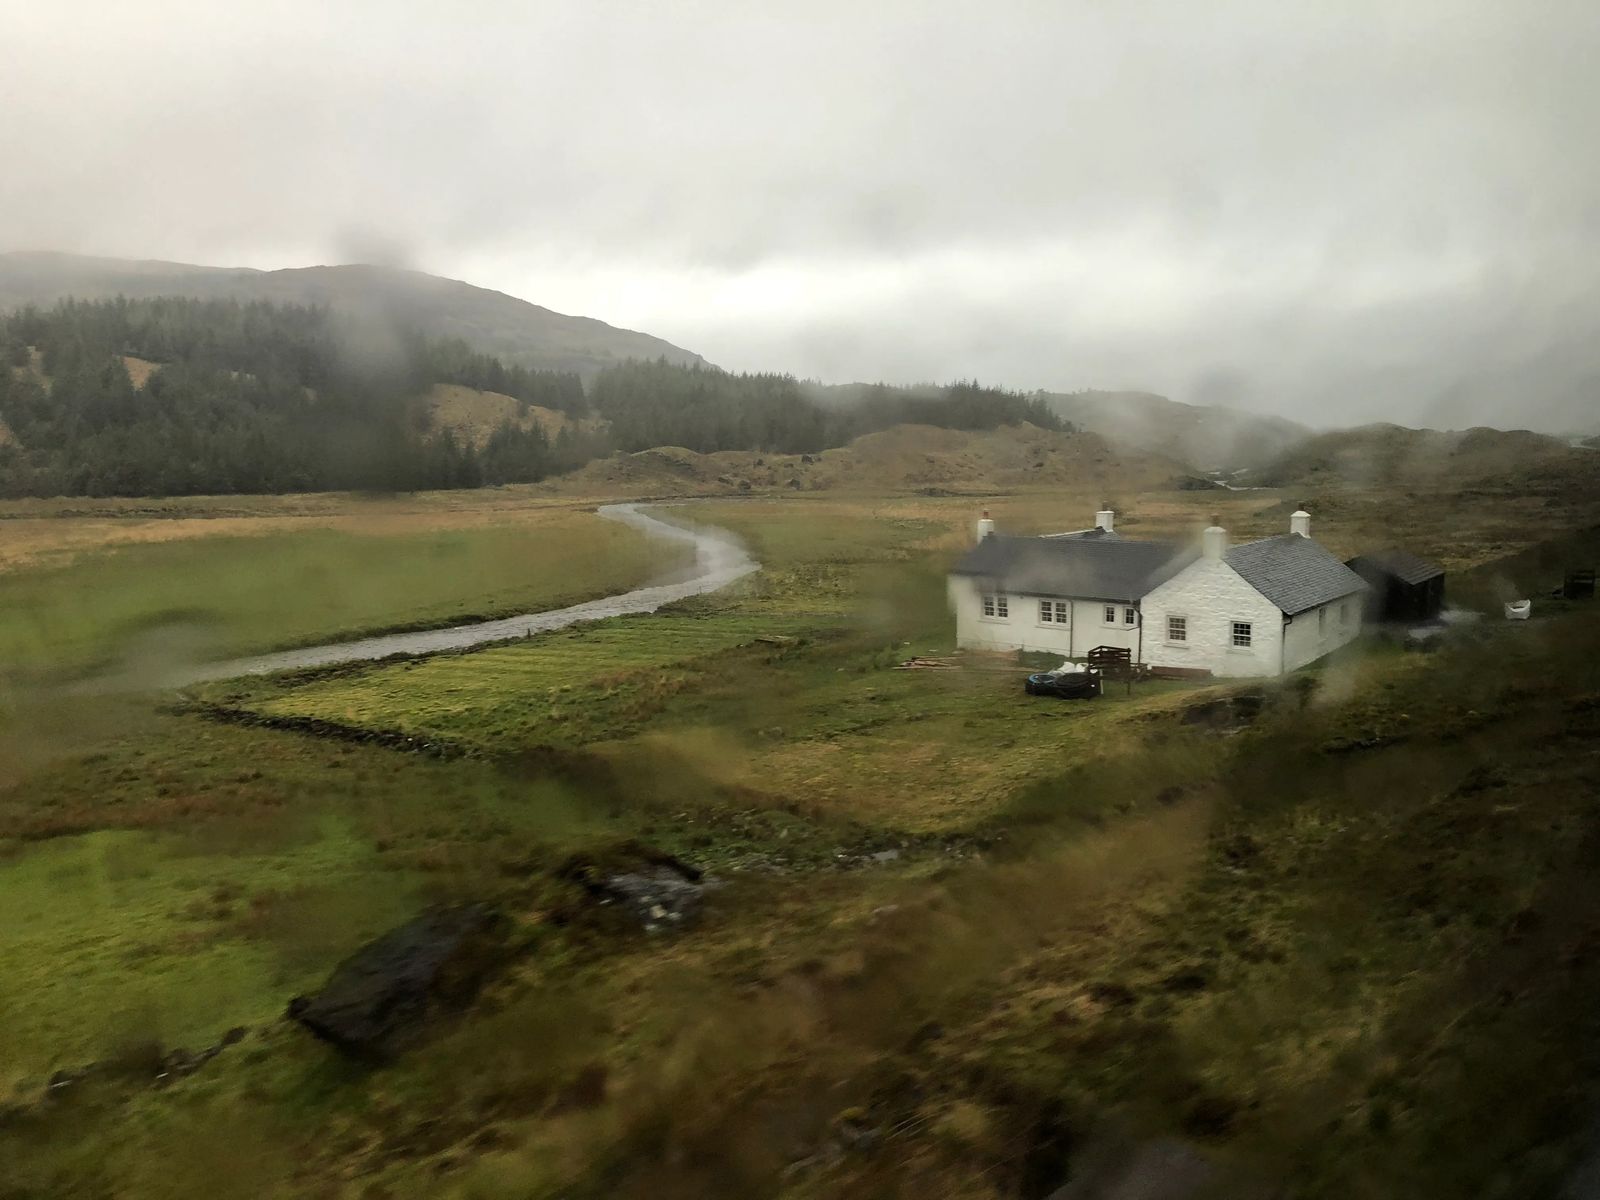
3;1;1597;429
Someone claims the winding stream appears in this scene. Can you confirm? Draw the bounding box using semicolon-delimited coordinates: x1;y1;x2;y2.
170;503;757;686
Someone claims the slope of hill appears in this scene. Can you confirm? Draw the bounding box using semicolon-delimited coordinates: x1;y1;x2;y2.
1039;389;1310;472
424;383;576;449
0;296;570;497
550;422;1183;496
1251;423;1600;493
0;252;703;378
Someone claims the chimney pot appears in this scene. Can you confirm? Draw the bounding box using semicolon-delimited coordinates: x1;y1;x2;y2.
1290;505;1311;538
1095;508;1115;533
976;510;996;541
1203;522;1229;560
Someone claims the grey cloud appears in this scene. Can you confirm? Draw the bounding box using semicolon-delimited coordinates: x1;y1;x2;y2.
2;0;1597;430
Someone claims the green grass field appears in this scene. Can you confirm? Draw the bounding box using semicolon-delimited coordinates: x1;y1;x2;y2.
5;489;1600;1198
0;509;685;676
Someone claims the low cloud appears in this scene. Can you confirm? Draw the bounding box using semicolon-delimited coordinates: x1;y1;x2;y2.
3;0;1597;429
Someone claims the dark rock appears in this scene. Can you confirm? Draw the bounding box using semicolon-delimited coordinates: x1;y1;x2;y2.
557;843;708;934
595;867;705;933
287;904;507;1059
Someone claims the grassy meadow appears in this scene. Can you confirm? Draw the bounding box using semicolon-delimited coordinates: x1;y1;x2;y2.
0;496;686;676
3;480;1600;1198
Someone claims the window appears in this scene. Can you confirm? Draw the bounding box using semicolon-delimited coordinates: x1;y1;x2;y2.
1038;600;1068;624
982;594;995;617
1124;607;1137;626
1231;621;1253;648
1167;615;1187;642
982;593;1008;619
995;594;1008;618
1103;605;1117;624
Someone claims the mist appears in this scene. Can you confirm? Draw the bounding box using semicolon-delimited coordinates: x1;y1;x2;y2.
3;0;1598;429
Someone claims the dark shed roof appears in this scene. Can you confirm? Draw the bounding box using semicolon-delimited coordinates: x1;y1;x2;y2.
1226;534;1369;616
951;533;1193;602
1346;549;1445;586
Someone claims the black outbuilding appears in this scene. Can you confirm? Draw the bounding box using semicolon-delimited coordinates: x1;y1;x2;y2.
1346;550;1446;622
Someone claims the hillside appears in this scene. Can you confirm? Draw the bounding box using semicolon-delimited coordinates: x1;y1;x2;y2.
424;383;577;449
0;252;703;378
1251;422;1600;493
1039;389;1310;471
0;297;573;497
549;421;1183;496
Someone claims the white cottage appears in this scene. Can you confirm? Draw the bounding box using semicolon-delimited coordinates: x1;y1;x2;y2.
947;507;1367;678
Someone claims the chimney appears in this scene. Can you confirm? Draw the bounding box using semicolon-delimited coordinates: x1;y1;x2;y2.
976;509;995;541
1290;504;1311;538
1095;507;1115;533
1203;518;1228;561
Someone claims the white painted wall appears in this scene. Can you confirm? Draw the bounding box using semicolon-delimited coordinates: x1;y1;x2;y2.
949;576;1146;658
1141;559;1285;678
1281;591;1365;671
1067;598;1142;657
949;547;1368;677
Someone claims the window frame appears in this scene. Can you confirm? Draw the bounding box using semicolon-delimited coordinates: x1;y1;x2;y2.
1166;614;1188;643
1038;599;1054;624
1054;600;1069;624
1102;604;1117;625
1123;606;1137;627
1230;620;1253;649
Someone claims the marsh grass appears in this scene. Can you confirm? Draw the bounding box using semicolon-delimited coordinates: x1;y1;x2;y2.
0;511;684;674
5;490;1600;1197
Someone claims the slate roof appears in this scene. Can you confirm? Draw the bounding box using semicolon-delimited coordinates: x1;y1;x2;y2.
951;533;1193;602
1347;549;1445;586
1042;526;1123;542
1226;534;1370;616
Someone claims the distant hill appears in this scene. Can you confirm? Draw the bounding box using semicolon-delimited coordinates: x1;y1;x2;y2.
1250;422;1600;493
1038;390;1310;472
0;296;583;497
549;422;1184;497
0;252;704;378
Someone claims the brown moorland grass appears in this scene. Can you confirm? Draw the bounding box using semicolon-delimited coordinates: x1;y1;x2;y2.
424;382;578;449
3;482;1600;1197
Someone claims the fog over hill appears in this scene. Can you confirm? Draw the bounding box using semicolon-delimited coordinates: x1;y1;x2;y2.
1038;390;1310;473
1250;422;1600;494
9;6;1597;435
0;252;704;379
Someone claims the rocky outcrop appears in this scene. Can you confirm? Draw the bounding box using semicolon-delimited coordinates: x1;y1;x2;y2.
556;843;708;934
287;904;507;1060
591;866;707;933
